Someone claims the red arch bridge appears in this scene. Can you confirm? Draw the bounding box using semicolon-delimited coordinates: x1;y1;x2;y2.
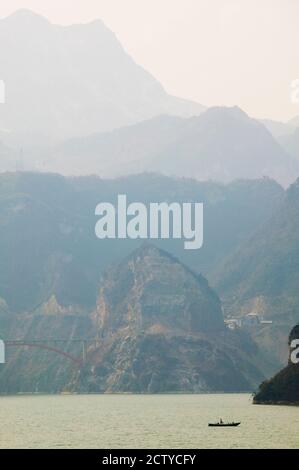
4;339;100;364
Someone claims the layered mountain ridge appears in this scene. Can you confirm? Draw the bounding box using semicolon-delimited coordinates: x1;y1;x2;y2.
71;244;265;393
213;178;299;327
46;106;298;186
0;244;266;393
0;171;284;314
0;9;204;146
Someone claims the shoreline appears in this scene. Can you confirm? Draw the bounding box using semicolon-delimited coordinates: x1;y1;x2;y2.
0;391;254;397
253;400;299;407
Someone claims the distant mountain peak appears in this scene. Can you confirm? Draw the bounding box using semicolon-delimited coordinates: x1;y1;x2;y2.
129;242;178;263
286;177;299;200
204;105;249;121
4;9;50;24
4;10;111;31
0;11;204;143
128;243;206;284
95;244;224;334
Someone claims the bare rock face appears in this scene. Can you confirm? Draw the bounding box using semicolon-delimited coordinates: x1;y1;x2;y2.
254;325;299;405
94;244;224;335
72;332;259;393
0;243;265;393
69;245;264;393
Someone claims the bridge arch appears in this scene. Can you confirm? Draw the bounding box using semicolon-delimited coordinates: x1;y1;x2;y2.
5;342;83;364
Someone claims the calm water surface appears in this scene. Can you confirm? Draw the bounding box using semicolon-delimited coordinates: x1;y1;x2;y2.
0;394;298;449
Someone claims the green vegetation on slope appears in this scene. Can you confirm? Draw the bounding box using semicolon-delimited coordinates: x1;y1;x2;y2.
0;171;283;314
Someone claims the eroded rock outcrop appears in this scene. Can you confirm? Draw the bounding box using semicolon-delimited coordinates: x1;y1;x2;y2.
70;245;264;393
93;244;224;335
254;325;299;405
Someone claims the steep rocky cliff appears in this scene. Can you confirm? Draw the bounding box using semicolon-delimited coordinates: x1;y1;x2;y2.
254;325;299;405
93;244;224;335
213;179;299;327
69;245;265;393
0;244;266;393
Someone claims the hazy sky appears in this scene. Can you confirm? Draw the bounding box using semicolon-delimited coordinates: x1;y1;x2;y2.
1;0;299;121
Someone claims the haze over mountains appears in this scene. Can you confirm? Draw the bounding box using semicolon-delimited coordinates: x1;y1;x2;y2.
0;141;15;171
213;178;299;329
0;172;283;314
0;10;298;187
261;119;296;139
0;9;299;395
289;115;299;129
279;128;299;162
0;243;266;393
39;106;297;186
0;9;204;146
71;244;265;393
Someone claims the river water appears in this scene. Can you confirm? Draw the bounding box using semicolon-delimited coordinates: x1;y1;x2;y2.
0;393;298;449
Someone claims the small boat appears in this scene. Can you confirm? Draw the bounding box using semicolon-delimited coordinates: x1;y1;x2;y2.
209;421;240;427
